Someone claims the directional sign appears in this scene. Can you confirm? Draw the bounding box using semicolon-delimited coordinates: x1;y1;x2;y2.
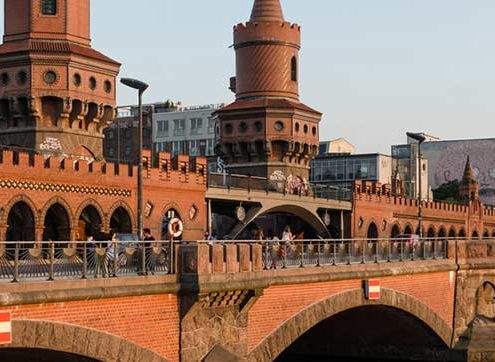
365;280;381;300
0;311;11;345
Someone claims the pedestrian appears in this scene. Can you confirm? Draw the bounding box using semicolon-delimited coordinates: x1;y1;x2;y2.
282;226;293;242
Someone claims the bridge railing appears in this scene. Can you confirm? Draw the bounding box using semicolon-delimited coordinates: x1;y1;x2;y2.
207;173;352;201
0;241;173;283
258;238;448;269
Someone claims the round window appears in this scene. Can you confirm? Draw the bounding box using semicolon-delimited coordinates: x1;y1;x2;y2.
312;126;317;136
16;71;27;85
303;124;309;134
274;121;284;132
295;123;300;132
43;71;57;85
89;77;97;90
104;80;112;93
254;121;263;132
239;122;248;133
224;123;233;135
1;73;10;86
73;73;82;87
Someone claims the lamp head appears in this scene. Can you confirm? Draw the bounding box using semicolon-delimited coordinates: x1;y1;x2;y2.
407;132;426;144
120;77;149;93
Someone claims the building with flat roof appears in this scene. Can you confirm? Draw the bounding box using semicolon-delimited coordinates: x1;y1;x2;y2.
153;104;223;158
311;152;393;190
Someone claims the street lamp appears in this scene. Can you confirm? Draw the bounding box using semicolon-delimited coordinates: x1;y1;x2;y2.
407;132;426;238
120;78;149;240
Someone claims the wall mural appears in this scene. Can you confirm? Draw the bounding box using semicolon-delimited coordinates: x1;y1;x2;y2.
424;140;495;205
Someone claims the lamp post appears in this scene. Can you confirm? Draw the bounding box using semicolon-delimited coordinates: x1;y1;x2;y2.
407;132;426;238
120;78;149;240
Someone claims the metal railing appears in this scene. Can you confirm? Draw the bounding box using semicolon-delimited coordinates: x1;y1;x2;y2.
0;241;172;283
258;238;448;269
208;173;352;201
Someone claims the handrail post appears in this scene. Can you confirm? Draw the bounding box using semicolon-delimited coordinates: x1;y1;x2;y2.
374;240;379;263
82;242;87;279
347;241;351;265
433;239;437;260
299;243;304;268
48;242;55;281
113;241;118;277
361;240;365;264
13;243;19;283
332;241;337;266
423;240;427;260
169;239;174;274
316;242;320;267
411;241;415;261
141;241;147;275
400;241;403;262
387;240;392;263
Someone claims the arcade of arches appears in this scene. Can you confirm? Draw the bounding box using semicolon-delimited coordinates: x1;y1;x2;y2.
1;197;192;242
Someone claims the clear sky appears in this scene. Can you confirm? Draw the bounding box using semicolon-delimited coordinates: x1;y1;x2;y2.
2;1;495;154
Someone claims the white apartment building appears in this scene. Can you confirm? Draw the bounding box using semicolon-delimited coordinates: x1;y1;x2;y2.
152;104;224;157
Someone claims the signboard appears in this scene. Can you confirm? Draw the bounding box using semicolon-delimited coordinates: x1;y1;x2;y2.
364;280;381;300
0;311;12;345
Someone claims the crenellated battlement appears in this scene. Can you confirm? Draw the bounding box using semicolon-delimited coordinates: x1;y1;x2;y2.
233;21;301;47
353;180;471;215
0;148;207;188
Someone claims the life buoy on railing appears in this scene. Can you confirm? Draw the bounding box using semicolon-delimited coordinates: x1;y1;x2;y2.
168;218;183;239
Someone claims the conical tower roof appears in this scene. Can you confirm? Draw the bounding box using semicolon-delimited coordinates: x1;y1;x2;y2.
250;0;285;22
462;156;475;184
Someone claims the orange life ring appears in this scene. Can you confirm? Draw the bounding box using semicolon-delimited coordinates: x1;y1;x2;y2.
168;218;183;239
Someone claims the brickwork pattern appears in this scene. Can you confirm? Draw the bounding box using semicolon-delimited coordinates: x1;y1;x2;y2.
247;271;455;352
2;294;180;362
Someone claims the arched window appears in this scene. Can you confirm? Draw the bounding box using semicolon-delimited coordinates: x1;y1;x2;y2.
41;0;57;15
291;56;298;82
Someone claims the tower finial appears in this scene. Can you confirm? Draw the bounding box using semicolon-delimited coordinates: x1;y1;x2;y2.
250;0;285;22
463;156;475;183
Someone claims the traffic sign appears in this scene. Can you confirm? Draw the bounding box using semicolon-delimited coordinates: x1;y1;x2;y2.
365;280;381;300
0;311;12;345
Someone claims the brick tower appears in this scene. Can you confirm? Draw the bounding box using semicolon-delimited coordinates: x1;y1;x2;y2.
0;0;120;160
216;0;321;181
459;156;480;204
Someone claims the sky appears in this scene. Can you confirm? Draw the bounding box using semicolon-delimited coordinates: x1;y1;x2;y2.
2;0;495;154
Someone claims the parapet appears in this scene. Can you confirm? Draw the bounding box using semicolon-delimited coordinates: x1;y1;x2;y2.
353;180;469;214
0;148;207;187
234;21;301;47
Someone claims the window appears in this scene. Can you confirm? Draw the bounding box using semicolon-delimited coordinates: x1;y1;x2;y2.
291;56;298;82
157;120;169;137
89;77;97;90
191;118;203;135
173;119;186;136
207;117;215;134
41;0;57;15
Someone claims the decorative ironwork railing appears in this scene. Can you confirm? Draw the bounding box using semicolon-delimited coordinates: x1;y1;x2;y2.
0;241;172;283
0;239;450;283
257;238;448;270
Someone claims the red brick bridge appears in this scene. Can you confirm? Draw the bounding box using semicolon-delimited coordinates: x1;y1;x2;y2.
0;239;494;362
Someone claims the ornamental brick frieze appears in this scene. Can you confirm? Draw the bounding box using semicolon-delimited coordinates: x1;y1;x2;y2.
0;178;131;198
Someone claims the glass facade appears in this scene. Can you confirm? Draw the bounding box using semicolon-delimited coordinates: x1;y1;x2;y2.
311;155;383;189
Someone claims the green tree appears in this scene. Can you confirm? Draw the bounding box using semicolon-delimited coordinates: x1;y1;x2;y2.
433;180;460;203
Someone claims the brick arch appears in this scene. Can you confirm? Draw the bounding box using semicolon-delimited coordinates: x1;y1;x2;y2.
427;225;437;238
39;196;75;235
5;319;167;362
448;227;457;238
75;199;106;232
390;223;402;238
108;201;136;233
438;226;447;238
247;288;453;362
365;219;379;239
160;202;188;239
403;223;414;235
2;194;40;226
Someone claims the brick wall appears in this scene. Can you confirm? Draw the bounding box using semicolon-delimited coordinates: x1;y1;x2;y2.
247;271;455;352
3;294;180;362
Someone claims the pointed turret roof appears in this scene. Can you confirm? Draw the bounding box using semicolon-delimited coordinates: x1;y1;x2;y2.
250;0;285;22
462;156;475;184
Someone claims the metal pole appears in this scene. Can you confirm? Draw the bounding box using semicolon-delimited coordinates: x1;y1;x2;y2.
138;90;144;241
418;142;423;238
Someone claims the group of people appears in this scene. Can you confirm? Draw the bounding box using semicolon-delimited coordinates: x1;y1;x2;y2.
253;226;302;242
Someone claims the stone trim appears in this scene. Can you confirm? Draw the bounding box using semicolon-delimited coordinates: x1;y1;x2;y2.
1;319;167;362
247;288;454;362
